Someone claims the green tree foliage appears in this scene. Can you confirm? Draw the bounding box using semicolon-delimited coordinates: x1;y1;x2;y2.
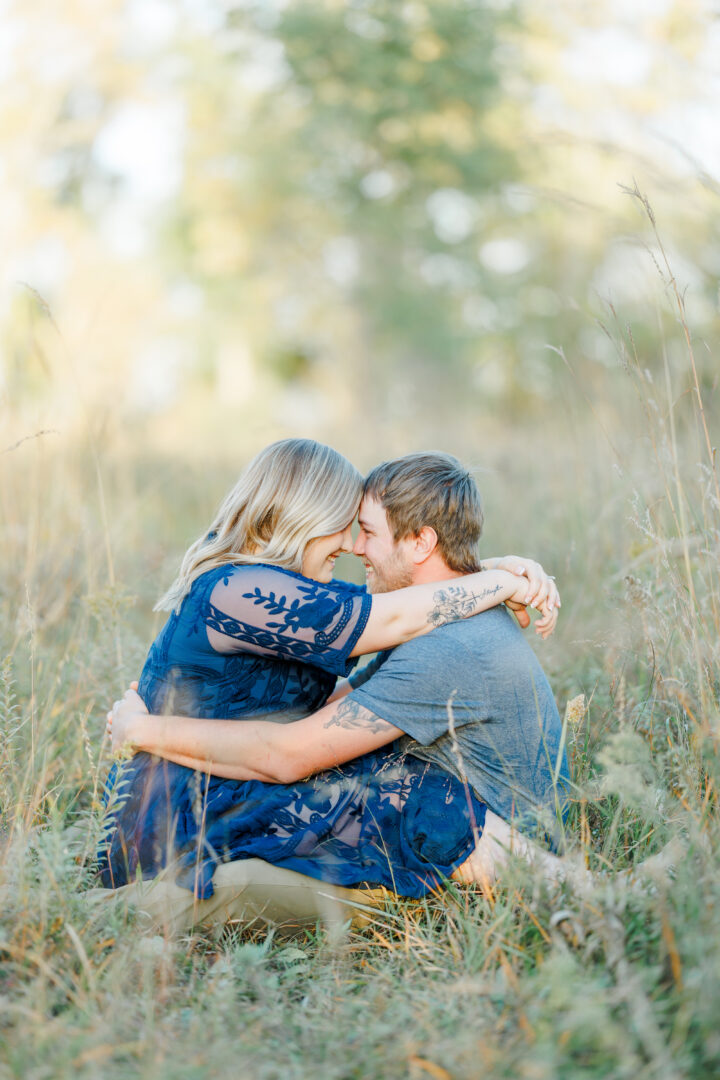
164;0;520;401
2;0;718;431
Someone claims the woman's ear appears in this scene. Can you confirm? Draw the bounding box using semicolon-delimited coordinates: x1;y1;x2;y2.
411;526;439;564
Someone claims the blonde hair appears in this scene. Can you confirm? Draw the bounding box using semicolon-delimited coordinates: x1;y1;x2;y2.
157;439;363;612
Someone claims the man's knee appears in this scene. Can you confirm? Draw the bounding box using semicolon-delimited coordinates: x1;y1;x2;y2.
450;810;514;886
211;860;383;935
85;860;385;937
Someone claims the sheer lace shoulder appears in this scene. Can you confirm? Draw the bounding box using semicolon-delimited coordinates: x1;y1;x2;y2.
204;564;372;676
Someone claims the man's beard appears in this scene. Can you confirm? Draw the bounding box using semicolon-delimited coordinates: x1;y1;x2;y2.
366;550;414;594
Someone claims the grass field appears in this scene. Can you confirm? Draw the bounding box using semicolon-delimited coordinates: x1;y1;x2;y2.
1;256;719;1078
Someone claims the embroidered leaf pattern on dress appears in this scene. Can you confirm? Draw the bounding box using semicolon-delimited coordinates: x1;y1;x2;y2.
203;572;361;659
100;746;486;900
240;582;350;643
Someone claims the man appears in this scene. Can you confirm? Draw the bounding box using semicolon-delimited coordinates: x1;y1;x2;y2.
107;453;568;931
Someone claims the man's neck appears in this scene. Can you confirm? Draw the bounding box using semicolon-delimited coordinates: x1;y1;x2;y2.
410;554;464;586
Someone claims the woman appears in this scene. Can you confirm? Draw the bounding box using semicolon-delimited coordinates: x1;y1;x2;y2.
99;438;552;899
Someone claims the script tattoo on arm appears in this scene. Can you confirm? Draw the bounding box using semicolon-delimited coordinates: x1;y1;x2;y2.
427;583;502;627
323;696;395;735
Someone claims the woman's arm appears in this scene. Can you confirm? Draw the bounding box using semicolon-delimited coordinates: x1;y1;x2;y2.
350;568;556;656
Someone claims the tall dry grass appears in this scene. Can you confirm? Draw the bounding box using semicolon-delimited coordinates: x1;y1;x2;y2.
0;199;718;1079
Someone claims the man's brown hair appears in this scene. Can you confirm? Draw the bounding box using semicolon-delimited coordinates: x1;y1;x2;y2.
363;452;483;573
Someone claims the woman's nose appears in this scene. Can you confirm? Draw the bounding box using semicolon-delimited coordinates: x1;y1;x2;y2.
340;526;354;552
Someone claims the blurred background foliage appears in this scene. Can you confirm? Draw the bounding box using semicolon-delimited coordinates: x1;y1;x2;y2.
2;0;718;457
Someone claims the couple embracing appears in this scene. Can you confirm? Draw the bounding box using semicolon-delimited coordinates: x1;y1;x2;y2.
100;439;570;932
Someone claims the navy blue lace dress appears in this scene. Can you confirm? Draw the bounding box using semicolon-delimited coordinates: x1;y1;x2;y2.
97;564;486;898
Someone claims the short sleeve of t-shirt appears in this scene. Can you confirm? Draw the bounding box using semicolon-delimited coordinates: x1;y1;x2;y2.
348;630;487;743
347;650;390;690
205;564;372;677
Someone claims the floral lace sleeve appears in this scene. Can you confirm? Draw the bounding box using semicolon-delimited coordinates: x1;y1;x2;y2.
204;564;372;676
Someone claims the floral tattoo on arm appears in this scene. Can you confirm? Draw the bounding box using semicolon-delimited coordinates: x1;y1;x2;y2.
323;696;395;735
427;583;502;627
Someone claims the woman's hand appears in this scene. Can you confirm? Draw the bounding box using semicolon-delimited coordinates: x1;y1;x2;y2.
484;555;560;633
107;682;149;754
506;575;559;639
488;555;560;613
532;600;558;639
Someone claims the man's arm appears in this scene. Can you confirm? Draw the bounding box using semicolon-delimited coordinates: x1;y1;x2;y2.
110;690;403;784
350;566;558;655
325;678;354;704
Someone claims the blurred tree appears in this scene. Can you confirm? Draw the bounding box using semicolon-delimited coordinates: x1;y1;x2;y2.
1;0;717;447
163;0;719;425
163;0;522;413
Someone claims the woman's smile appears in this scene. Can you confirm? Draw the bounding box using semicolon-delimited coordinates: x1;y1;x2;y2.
302;523;355;581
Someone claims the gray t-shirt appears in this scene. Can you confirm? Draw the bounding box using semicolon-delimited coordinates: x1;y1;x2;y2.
348;607;570;847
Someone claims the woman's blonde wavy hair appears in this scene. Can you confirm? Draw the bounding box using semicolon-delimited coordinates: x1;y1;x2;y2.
156;439;363;613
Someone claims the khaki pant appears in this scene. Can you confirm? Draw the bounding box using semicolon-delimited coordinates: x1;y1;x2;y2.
86;859;386;938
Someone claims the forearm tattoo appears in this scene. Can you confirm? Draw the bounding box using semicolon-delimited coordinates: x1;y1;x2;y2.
323;696;394;734
428;583;502;627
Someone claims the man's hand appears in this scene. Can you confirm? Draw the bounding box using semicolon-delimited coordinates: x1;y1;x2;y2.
490;555;560;610
504;568;559;639
484;555;560;633
107;682;148;754
504;596;531;629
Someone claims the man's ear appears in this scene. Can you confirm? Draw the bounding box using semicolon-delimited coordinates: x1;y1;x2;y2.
410;526;439;564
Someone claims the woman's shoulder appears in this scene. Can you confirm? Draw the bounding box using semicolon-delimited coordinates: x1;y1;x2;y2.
205;562;368;596
195;560;370;675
